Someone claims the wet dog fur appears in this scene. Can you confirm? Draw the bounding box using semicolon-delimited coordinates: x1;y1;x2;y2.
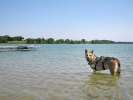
85;49;121;75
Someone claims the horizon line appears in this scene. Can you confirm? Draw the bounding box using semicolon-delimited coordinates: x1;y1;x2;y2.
1;34;133;43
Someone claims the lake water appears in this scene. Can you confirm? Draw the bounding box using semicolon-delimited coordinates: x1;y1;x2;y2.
0;44;133;100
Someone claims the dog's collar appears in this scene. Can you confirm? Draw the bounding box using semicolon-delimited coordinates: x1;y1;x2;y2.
88;56;106;70
88;57;102;70
88;57;100;65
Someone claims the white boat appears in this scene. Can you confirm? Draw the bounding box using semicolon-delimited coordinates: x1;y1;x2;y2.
0;46;35;52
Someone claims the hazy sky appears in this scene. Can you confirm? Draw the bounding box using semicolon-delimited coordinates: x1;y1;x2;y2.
0;0;133;41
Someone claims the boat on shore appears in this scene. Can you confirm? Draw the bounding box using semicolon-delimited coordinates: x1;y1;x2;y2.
0;46;35;52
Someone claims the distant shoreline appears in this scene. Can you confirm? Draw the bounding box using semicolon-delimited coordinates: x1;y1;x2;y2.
1;41;133;44
0;35;133;44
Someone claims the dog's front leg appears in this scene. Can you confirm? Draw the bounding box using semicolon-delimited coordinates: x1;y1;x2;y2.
93;69;96;73
89;64;96;73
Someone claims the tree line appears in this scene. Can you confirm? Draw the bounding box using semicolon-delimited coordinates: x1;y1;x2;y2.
26;38;89;44
0;35;115;44
0;35;24;43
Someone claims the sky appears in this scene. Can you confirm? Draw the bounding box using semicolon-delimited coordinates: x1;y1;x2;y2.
0;0;133;41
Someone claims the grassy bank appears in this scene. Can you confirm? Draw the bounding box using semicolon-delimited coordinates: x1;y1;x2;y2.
0;35;133;44
7;40;27;44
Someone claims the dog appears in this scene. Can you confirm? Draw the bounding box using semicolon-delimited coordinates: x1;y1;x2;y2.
85;49;121;75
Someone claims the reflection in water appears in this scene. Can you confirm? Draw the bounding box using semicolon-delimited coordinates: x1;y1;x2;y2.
83;73;123;100
0;44;133;100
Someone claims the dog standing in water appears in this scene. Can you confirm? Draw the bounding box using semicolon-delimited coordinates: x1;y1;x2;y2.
85;49;121;75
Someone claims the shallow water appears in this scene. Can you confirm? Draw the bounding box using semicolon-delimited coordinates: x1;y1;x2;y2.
0;44;133;100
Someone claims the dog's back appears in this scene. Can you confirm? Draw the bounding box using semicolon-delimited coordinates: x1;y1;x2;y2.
95;56;120;73
85;49;121;75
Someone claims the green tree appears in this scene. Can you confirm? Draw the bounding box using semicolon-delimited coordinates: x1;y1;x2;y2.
56;39;64;44
26;38;35;44
65;39;70;44
35;38;42;44
47;38;54;44
81;39;86;44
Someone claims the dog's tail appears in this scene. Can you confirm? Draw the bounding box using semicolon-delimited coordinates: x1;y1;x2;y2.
85;49;88;61
115;60;121;74
117;61;121;74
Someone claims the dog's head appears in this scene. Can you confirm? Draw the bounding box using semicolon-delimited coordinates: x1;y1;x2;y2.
85;49;96;63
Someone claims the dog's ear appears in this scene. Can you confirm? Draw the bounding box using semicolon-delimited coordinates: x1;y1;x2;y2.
91;50;94;54
85;49;87;53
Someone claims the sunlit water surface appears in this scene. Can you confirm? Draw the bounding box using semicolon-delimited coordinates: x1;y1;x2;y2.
0;44;133;100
